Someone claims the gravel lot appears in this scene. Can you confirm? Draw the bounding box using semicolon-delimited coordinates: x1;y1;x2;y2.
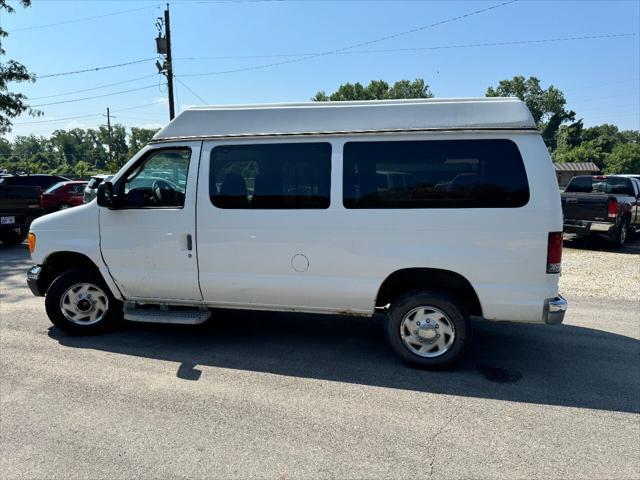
1;238;639;479
561;235;640;302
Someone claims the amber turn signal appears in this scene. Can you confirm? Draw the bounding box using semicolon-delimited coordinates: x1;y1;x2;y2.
28;233;36;255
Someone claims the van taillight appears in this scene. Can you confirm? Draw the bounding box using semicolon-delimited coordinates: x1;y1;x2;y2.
547;232;563;274
607;198;618;218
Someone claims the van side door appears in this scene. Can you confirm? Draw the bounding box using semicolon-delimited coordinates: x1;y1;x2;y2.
196;140;357;312
99;143;202;302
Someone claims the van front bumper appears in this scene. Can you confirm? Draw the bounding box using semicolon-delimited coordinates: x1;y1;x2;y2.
543;296;567;325
26;265;45;296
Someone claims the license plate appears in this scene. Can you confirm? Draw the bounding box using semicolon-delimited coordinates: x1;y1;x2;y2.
1;216;15;225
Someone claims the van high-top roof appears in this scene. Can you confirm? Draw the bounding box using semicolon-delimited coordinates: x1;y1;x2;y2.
152;97;536;142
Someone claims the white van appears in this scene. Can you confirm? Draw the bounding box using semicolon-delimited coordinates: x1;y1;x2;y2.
26;98;566;368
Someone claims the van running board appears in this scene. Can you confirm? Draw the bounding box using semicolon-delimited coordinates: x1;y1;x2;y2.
124;302;211;325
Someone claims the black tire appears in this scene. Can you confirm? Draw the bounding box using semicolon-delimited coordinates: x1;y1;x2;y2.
384;290;470;369
58;203;71;211
0;228;28;245
610;217;629;249
45;269;122;335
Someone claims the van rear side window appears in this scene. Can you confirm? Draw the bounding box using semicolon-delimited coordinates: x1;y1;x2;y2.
210;143;331;209
343;139;529;209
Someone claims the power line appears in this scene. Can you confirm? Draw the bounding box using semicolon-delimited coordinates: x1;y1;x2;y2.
13;114;104;126
113;101;167;112
24;32;634;102
12;102;164;126
580;112;640;120
570;91;640;104
175;33;638;61
29;75;158;100
19;31;632;105
576;101;640;114
565;77;640;92
176;78;208;103
7;6;155;33
38;59;156;79
180;0;519;77
30;85;160;107
31;31;628;94
115;115;164;123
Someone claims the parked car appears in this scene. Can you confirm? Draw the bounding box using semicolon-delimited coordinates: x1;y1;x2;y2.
26;98;567;369
41;181;88;213
83;174;112;203
0;174;70;192
561;175;640;247
0;182;42;245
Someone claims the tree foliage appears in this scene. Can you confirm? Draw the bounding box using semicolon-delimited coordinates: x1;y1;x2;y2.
0;126;160;176
553;122;640;172
486;75;575;149
0;0;39;134
313;79;432;102
604;143;640;174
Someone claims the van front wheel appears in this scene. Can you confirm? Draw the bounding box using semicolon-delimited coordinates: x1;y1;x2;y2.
385;290;470;369
45;269;122;335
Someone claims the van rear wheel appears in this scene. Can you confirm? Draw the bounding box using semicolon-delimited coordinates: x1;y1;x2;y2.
45;269;122;335
385;290;470;369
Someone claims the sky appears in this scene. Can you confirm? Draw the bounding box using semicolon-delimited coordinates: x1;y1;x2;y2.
2;0;639;140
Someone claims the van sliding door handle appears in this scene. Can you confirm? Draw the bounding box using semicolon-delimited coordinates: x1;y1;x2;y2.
186;234;193;251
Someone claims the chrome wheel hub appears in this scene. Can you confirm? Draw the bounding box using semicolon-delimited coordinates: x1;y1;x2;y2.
400;306;455;358
60;283;109;325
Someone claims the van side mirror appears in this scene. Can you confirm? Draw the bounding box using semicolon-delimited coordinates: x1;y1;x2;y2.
97;181;117;209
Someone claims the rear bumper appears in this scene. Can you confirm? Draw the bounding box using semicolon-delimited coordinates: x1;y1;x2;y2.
26;265;45;296
543;296;568;325
563;220;615;235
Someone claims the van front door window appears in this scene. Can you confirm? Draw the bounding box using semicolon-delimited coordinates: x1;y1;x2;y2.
122;149;191;208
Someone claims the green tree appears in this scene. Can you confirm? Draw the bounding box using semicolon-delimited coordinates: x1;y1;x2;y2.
50;129;84;166
313;79;432;101
486;76;574;148
552;122;640;170
0;137;11;157
75;160;88;178
0;0;39;134
129;127;160;156
99;124;128;168
603;143;640;174
553;143;605;167
555;121;584;150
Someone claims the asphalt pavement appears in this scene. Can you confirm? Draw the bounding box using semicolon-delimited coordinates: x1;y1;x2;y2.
1;242;639;479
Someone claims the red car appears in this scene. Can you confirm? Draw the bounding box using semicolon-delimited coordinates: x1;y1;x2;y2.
41;181;88;213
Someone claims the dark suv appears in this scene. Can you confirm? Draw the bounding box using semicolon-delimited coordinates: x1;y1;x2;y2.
0;174;70;191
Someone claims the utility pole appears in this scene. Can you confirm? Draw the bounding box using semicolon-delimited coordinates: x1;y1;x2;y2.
103;108;114;164
164;5;175;120
155;4;175;120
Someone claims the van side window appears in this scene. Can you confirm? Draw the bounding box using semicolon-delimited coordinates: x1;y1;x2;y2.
210;143;331;209
122;148;191;208
343;139;529;209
